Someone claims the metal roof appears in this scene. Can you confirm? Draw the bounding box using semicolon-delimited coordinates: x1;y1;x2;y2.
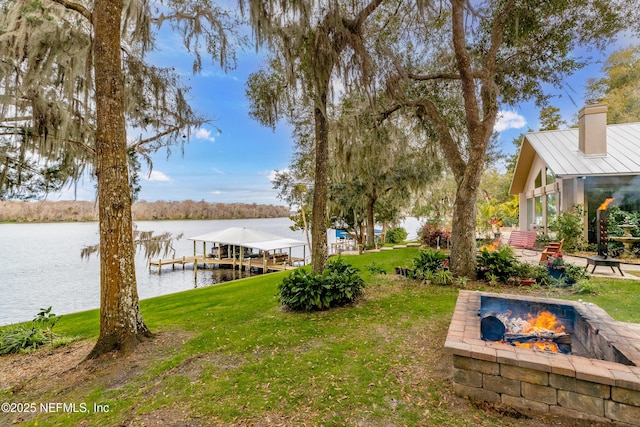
526;123;640;177
189;227;307;251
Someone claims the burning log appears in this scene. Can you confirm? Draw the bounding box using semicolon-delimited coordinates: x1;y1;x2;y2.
504;332;572;353
480;313;572;353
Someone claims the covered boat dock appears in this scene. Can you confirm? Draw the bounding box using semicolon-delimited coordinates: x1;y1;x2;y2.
149;227;308;276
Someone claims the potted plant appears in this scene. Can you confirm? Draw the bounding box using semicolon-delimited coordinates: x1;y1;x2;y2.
546;252;566;279
514;262;536;286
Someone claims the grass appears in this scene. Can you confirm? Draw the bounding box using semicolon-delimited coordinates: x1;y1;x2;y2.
2;248;640;426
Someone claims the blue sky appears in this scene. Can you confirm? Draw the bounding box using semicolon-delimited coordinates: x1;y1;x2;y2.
54;27;636;206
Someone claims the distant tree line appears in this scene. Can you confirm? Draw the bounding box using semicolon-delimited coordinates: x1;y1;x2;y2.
0;200;290;223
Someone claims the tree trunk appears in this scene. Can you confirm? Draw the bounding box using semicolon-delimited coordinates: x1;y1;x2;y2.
366;194;376;247
311;96;329;274
449;179;479;278
87;0;151;359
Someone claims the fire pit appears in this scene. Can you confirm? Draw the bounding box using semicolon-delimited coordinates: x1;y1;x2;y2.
445;291;640;425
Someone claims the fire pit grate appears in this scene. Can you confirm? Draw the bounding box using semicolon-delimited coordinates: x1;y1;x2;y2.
445;291;640;425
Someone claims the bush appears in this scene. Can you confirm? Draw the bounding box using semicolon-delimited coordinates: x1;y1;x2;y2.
0;307;64;355
0;325;50;355
278;258;365;311
411;249;449;282
417;223;450;248
385;227;408;244
476;246;517;283
550;205;585;251
365;262;387;275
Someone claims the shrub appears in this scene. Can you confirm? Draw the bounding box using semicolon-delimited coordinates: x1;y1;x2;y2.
411;249;449;281
0;325;50;355
476;246;517;283
433;269;453;286
417;223;450;248
278;258;365;311
385;227;408;244
0;307;65;355
365;262;387;275
550;205;585;251
573;280;599;295
564;263;590;284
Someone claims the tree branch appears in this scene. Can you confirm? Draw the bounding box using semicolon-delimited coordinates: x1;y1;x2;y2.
450;0;480;133
415;99;467;180
49;0;92;22
129;126;183;149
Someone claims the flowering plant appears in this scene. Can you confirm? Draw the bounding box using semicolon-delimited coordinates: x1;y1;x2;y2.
547;252;565;269
488;216;503;227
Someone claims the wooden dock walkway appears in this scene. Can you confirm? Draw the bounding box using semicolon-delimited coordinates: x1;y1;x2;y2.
149;255;299;276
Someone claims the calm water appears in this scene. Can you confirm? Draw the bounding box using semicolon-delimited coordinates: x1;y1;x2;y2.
0;217;421;326
0;218;309;325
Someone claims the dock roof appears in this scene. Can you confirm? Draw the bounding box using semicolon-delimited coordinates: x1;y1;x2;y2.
188;227;307;251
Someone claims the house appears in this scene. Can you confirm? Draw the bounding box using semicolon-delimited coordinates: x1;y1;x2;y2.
509;103;640;242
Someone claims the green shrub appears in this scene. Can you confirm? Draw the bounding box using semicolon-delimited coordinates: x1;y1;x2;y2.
0;307;65;355
411;249;448;281
0;325;50;355
565;263;590;284
433;269;453;286
385;227;408;244
572;280;599;295
365;262;387;275
476;246;517;283
278;258;365;311
550;205;585;251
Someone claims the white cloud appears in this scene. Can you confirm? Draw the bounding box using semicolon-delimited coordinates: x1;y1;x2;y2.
145;170;171;182
195;128;216;142
211;190;223;195
266;168;289;182
211;167;225;175
494;111;527;133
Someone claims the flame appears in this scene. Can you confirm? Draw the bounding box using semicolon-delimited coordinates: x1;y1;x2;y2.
513;342;560;352
500;311;565;353
480;237;502;251
598;198;614;211
525;311;565;334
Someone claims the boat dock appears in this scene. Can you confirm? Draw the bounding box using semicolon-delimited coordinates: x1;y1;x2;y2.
149;255;303;276
150;227;309;279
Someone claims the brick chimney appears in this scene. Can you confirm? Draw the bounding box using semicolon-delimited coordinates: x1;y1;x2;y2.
578;103;608;156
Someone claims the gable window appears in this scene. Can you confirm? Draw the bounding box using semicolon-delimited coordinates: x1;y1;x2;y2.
535;171;543;188
546;168;556;185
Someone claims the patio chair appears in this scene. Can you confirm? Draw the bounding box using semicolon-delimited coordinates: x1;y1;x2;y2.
540;239;564;262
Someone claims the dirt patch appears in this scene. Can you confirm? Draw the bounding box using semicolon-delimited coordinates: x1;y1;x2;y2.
0;331;192;425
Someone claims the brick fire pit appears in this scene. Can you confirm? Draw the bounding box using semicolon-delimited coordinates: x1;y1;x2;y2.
445;291;640;425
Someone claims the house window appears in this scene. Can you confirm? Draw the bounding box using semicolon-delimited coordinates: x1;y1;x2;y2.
547;193;558;223
546;168;556;185
527;198;534;229
534;196;543;225
535;171;543;188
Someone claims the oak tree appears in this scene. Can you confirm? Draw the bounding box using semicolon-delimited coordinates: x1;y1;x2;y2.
244;0;384;273
380;0;631;277
0;0;241;357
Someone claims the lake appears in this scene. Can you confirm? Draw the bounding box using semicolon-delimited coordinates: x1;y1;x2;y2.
0;217;421;325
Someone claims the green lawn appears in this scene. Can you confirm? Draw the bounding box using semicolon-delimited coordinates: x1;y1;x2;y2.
2;248;639;426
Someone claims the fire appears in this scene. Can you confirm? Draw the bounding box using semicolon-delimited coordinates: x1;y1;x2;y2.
525;311;565;334
598;198;615;211
493;310;567;354
513;341;560;352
